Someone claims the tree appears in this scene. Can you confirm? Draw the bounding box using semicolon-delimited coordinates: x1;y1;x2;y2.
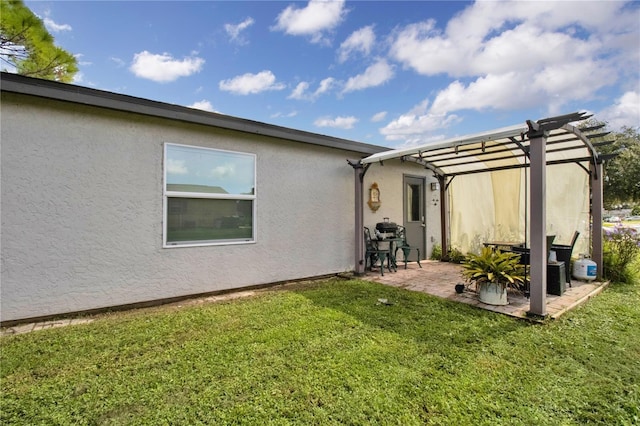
603;126;640;206
0;0;77;82
587;121;640;208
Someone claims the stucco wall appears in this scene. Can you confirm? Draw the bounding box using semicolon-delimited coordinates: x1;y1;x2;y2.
1;93;382;322
362;162;441;258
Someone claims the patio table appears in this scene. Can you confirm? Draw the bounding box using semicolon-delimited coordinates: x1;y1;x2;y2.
373;238;402;272
483;241;523;251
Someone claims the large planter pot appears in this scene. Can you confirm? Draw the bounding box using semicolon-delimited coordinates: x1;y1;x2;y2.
478;281;508;305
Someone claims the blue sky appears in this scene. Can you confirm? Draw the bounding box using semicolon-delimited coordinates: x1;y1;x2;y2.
23;0;640;148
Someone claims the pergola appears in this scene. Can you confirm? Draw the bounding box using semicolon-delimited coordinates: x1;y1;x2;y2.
350;112;614;318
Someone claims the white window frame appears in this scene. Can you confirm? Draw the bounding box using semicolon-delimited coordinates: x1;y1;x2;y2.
163;143;257;248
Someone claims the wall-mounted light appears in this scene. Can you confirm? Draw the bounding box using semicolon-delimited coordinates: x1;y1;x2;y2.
430;182;439;191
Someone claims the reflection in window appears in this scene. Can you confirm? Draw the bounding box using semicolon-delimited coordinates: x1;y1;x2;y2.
166;144;254;195
164;144;256;246
407;184;421;222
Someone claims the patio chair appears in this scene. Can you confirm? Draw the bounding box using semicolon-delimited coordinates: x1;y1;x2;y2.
394;225;422;269
551;231;579;286
364;227;392;276
510;235;557;297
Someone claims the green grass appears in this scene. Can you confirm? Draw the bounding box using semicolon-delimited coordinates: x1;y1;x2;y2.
2;279;639;425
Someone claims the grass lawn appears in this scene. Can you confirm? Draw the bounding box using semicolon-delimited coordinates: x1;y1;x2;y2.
2;279;639;425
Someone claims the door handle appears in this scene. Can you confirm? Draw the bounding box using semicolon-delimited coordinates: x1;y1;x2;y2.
421;216;426;227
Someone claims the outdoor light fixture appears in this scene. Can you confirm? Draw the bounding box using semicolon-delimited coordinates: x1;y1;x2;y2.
430;182;439;191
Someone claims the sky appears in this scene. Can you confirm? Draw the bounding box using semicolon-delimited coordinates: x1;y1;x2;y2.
23;0;640;149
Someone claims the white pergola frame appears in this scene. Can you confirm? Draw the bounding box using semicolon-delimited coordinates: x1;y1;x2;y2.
351;112;611;318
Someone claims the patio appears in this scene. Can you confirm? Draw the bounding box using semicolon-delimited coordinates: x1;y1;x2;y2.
361;260;609;321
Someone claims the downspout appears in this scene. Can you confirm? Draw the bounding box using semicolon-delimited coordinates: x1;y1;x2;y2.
347;160;369;275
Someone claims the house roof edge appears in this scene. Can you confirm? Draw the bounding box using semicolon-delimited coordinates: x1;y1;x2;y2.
1;72;389;156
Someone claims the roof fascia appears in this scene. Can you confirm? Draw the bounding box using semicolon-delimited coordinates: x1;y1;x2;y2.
0;72;387;156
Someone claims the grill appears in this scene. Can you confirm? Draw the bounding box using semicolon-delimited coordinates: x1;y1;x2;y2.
375;220;398;237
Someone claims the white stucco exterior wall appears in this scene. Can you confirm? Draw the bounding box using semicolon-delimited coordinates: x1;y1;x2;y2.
362;161;441;258
1;93;394;322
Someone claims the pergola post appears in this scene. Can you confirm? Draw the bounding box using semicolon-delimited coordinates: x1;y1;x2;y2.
349;160;366;275
590;161;604;277
438;175;450;260
527;132;548;318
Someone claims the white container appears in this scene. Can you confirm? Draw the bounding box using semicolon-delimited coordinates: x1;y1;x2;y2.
478;282;508;305
573;255;597;281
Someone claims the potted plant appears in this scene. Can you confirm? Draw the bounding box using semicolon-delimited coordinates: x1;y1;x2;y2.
461;247;526;305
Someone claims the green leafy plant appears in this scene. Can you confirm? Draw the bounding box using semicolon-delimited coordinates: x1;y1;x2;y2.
603;226;640;284
430;244;442;260
447;247;466;264
461;247;526;290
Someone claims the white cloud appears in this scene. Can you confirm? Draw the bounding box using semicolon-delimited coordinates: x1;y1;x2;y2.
271;111;298;119
389;1;635;78
74;53;91;66
428;60;615;117
72;71;84;84
43;17;72;33
211;164;235;179
379;99;461;144
167;159;188;175
314;115;358;129
288;77;335;101
338;25;375;62
379;0;639;146
272;0;347;44
110;57;125;67
388;2;637;100
188;100;216;113
219;70;286;95
130;51;204;83
342;59;394;94
599;91;640;130
315;77;335;96
430;73;535;115
371;111;387;122
225;17;255;44
288;82;311;100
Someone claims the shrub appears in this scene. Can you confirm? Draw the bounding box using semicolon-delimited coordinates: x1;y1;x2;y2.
430;244;442;260
447;247;466;264
603;226;640;284
461;247;525;290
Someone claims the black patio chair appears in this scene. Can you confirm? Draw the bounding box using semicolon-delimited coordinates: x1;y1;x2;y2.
510;235;557;297
551;231;579;286
364;227;392;276
394;225;422;269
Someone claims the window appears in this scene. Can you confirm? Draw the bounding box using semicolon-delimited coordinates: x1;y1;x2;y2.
164;143;256;247
407;183;421;222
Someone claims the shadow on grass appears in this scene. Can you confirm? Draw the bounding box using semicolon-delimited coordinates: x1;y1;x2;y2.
290;278;530;351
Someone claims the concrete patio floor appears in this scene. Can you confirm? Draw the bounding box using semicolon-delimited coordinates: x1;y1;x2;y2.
361;260;609;321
